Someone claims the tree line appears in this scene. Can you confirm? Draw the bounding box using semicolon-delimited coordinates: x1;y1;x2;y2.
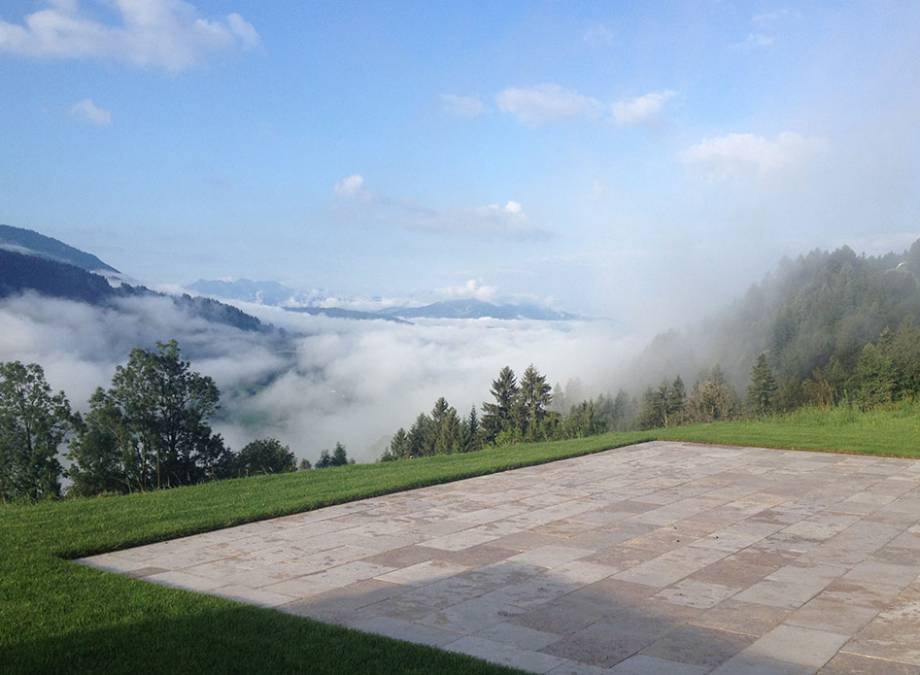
381;319;920;462
0;340;351;503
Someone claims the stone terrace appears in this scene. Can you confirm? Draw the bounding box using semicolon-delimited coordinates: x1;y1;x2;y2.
82;441;920;674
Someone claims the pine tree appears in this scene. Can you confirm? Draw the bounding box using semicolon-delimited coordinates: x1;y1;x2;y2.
407;413;434;457
854;343;896;408
387;427;409;459
637;386;666;429
747;353;778;416
481;366;519;443
434;400;461;454
667;376;687;424
518;364;552;440
331;442;349;466
687;365;738;422
461;406;481;452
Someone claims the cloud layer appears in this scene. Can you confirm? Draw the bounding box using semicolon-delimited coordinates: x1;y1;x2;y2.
0;293;636;464
497;83;603;126
0;0;259;71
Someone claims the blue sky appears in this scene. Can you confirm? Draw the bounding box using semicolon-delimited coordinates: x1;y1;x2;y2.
2;1;919;324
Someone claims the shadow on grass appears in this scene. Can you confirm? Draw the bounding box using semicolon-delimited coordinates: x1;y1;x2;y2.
1;601;520;675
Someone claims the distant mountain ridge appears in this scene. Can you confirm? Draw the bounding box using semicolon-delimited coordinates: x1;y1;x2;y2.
190;278;580;322
0;230;264;333
0;224;119;273
377;299;578;321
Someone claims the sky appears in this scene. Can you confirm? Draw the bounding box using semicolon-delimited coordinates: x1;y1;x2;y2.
2;0;920;327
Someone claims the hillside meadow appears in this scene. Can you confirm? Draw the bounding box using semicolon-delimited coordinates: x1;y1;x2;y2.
2;403;919;673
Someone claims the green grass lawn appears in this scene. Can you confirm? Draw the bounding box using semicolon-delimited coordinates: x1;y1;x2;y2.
0;432;651;674
2;403;918;674
661;401;920;458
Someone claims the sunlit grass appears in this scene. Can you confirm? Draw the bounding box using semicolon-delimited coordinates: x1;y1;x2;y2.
659;400;920;457
0;432;651;674
3;403;919;673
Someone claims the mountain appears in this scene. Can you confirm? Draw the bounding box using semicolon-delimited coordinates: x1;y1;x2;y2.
378;299;578;321
0;224;119;273
0;249;116;303
189;277;580;322
0;235;265;333
633;238;920;391
284;306;412;324
187;279;297;306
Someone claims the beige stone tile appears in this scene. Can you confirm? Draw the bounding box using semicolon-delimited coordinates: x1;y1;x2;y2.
211;584;296;608
509;545;595;569
146;570;227;592
374;560;467;587
786;597;879;635
691;599;790;637
819;652;920;674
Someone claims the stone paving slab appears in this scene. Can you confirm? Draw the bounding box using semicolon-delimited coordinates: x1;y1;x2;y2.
80;441;920;674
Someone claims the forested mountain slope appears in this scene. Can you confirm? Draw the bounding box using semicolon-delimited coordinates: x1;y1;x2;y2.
636;239;920;391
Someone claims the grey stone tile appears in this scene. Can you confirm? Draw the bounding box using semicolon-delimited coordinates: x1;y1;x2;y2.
640;623;755;668
610;654;710;674
475;621;561;651
655;578;740;609
349;615;463;647
446;635;566;673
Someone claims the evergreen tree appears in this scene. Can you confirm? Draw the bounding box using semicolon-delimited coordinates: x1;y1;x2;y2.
637;386;666;430
461;406;481;452
481;366;519;443
407;412;434;457
667;376;687;424
434;401;461;454
518;364;552;440
387;427;409;459
854;343;896;408
332;442;349;466
299;458;312;470
0;362;71;502
747;353;778;415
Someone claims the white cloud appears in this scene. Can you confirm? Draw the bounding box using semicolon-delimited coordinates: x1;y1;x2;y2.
682;131;824;179
440;94;486;118
69;97;111;125
734;33;776;50
0;0;259;71
583;23;614;47
612;90;676;126
333;174;367;198
497;83;602;126
441;279;498;302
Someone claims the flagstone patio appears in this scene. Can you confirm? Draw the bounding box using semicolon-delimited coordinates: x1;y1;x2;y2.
82;441;920;674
